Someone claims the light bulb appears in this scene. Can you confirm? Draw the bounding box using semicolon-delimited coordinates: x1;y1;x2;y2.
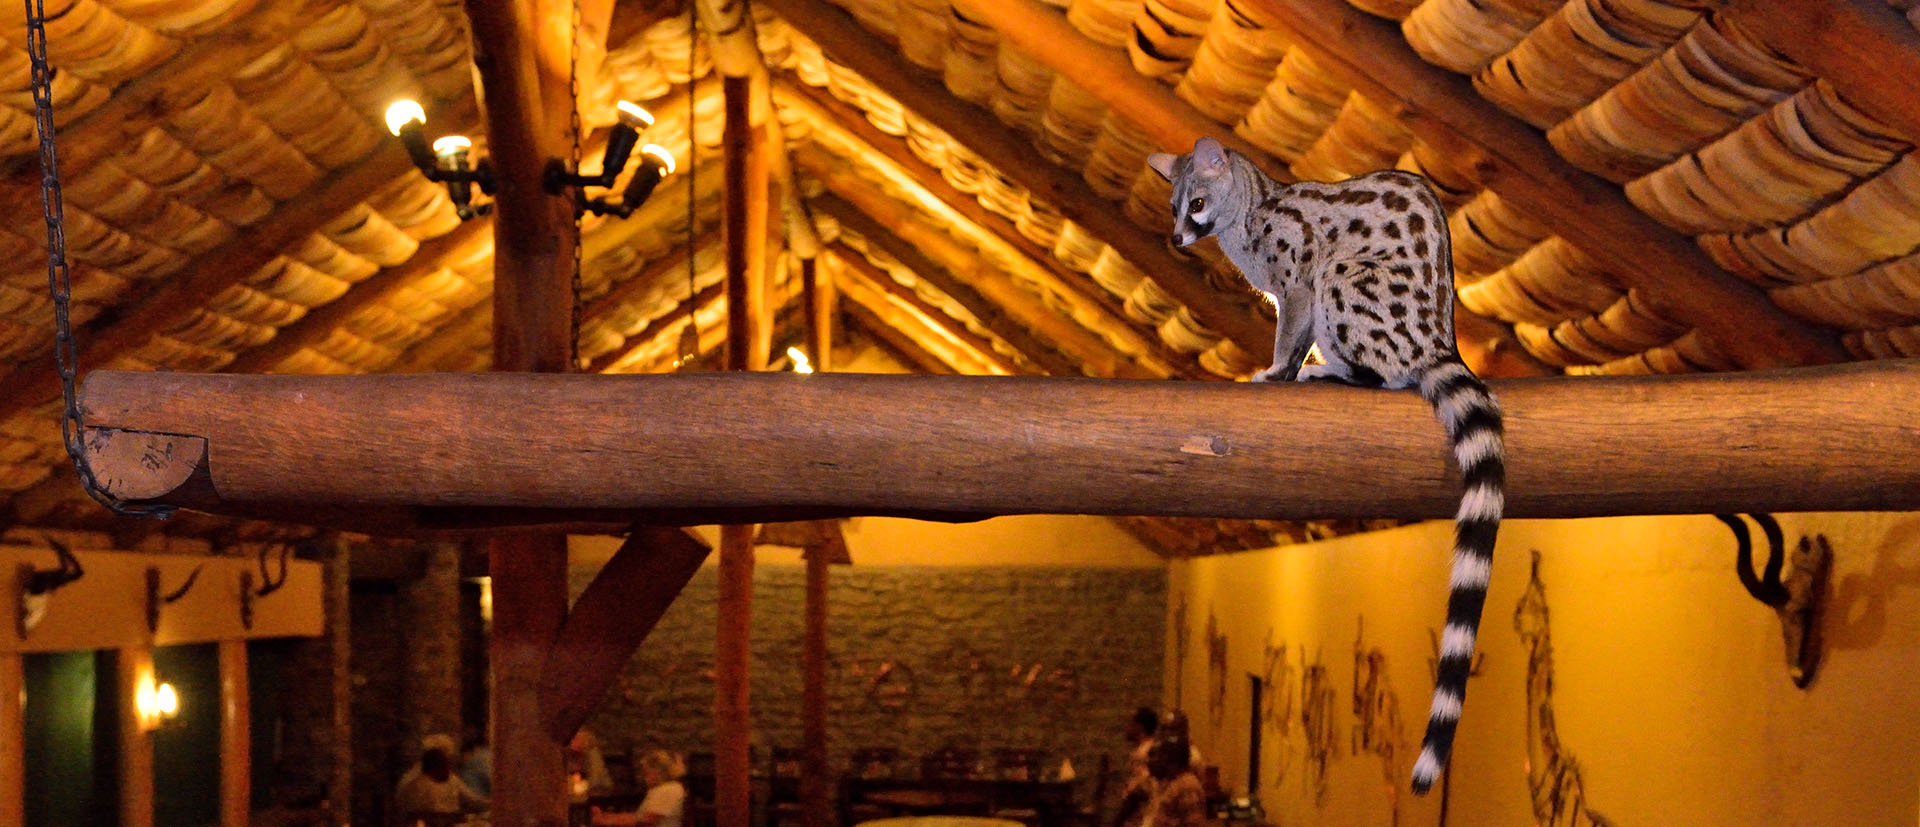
385;99;427;136
616;100;655;130
786;346;814;374
155;682;178;717
433;135;472;169
640;144;676;175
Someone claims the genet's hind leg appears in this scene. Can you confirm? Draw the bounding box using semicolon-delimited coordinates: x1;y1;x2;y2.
1252;284;1315;383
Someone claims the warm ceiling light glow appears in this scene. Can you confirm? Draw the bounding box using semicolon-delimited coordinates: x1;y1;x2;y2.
432;135;471;154
616;100;655;129
786;346;814;374
641;144;676;175
385;99;427;136
155;682;178;717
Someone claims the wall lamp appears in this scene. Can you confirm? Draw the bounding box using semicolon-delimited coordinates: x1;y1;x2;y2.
384;99;676;221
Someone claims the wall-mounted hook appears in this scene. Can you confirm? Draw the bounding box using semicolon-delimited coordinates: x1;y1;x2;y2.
1716;514;1831;689
239;570;254;631
16;537;84;639
145;564;203;633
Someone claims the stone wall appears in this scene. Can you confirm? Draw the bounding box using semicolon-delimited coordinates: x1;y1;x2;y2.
580;564;1166;792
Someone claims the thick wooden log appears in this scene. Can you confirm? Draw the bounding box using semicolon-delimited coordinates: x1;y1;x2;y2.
725;74;774;372
540;526;711;741
118;647;155;827
715;523;755;827
0;654;20;827
1245;0;1847;371
76;362;1920;520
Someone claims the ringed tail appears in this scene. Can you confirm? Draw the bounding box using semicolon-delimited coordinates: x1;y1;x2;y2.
1409;358;1504;794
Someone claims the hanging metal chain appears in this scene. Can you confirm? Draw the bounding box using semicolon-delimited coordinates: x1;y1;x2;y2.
677;5;699;368
567;0;585;369
24;0;169;518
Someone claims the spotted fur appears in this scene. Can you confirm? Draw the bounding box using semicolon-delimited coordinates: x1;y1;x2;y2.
1150;138;1504;795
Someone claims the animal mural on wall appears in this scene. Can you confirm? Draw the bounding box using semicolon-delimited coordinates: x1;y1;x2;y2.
1207;611;1230;730
1172;596;1190;709
1298;646;1338;806
1259;630;1296;788
1515;551;1614;827
1151;138;1506;795
1352;617;1407;823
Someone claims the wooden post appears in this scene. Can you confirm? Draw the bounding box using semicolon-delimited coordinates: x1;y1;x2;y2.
464;0;580;822
321;536;353;826
724;73;773;373
118;646;155;827
799;253;834;827
219;639;249;827
715;522;755;827
0;653;21;827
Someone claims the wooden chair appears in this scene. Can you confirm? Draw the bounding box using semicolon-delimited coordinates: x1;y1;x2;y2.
849;746;903;779
920;746;979;780
992;747;1046;781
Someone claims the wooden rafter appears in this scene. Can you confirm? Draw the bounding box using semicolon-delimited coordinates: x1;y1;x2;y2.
589;279;725;373
830;249;1020;375
0;103;474;425
1244;0;1847;370
842;301;963;375
76;361;1920;522
779;82;1203;379
812;194;1083;376
390;300;492;373
760;0;1274;356
222;218;495;374
944;0;1289;176
1724;0;1920;146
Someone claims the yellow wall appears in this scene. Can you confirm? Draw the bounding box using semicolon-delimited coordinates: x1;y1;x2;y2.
1169;512;1920;826
572;514;1165;569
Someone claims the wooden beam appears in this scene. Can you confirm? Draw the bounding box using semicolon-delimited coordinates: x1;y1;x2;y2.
540;526;712;741
716;520;754;827
798;251;834;827
801;254;833;371
942;0;1288;175
224;217;495;374
759;0;1273;355
1243;0;1847;371
831;249;1021;375
812;194;1086;377
77;362;1920;520
1724;0;1920;147
0;105;474;425
465;0;578;824
219;639;249;827
390;300;492;373
695;0;766;78
779;83;1198;379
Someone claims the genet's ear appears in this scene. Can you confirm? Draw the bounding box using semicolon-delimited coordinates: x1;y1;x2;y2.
1193;137;1227;177
1147;152;1177;181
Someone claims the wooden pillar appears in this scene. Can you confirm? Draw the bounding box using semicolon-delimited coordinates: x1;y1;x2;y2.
218;639;249;827
0;653;22;827
117;646;155;827
716;35;774;827
724;73;772;373
464;0;580;822
322;536;352;826
799;254;834;827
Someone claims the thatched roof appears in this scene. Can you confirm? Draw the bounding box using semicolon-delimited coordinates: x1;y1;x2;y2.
1;0;1915;555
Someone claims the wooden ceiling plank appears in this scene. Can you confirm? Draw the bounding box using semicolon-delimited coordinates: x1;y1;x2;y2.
588;278;727;373
1244;0;1846;370
759;0;1273;356
780;82;1204;380
829;249;1022;375
1724;0;1920;147
390;300;492;373
811;193;1084;377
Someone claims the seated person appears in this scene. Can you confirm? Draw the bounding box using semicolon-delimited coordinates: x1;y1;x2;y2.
1143;736;1211;827
396;747;489;822
591;750;687;827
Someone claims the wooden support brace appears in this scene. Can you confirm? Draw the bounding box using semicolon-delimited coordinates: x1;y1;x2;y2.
540;525;712;741
75;361;1920;524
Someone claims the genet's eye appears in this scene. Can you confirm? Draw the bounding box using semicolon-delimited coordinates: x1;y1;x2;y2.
1188;197;1207;214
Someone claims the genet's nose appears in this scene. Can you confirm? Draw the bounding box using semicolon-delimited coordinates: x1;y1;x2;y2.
1173;232;1193;247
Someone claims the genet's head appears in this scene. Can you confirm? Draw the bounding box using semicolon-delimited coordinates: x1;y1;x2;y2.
1148;137;1233;247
